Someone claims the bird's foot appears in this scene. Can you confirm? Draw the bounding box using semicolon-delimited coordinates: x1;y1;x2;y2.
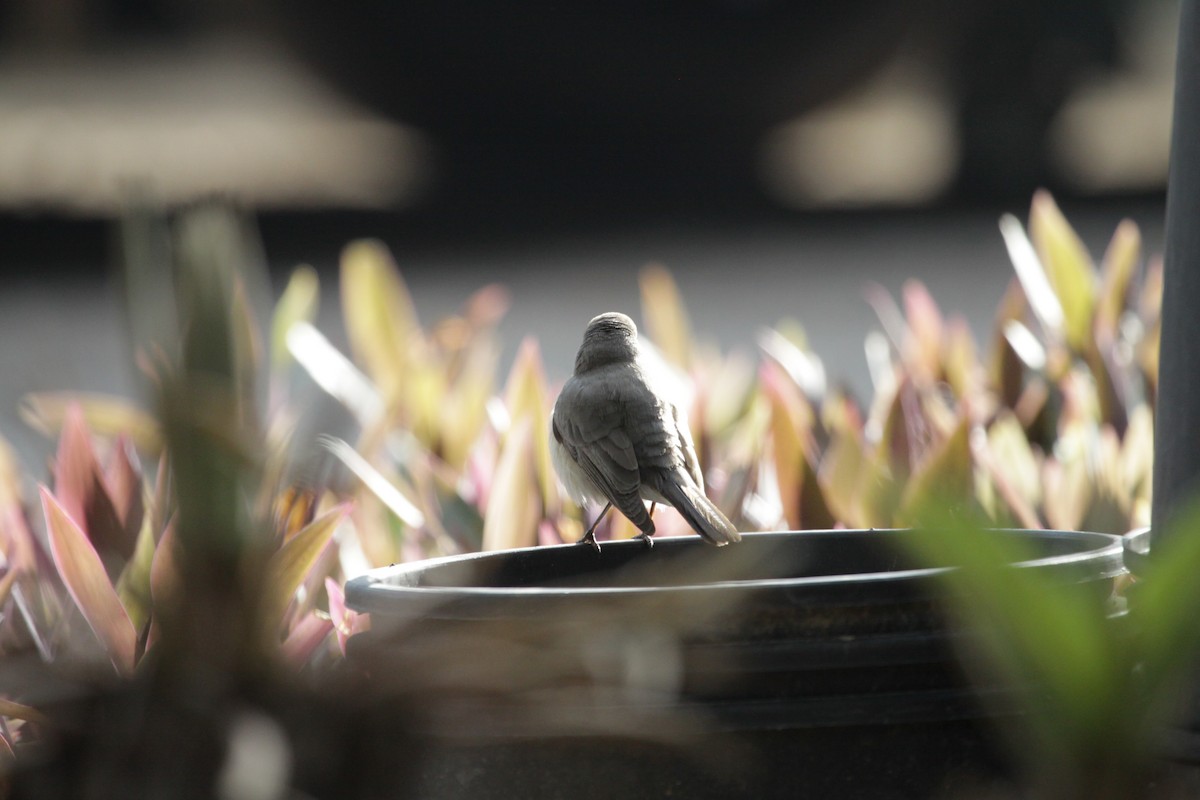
634;531;655;549
576;528;602;553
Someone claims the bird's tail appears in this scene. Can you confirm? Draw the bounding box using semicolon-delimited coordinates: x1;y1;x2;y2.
656;475;742;546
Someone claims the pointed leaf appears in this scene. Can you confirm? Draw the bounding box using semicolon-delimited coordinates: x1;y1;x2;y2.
440;338;498;469
1043;435;1091;532
53;406;134;575
271;264;320;373
898;416;973;523
41;487;136;676
878;379;916;483
639;264;692;369
986;412;1042;514
762;364;805;528
325;577;369;655
817;432;867;527
265;504;352;628
1029;191;1097;351
105;435;145;535
988;281;1032;407
340;239;419;401
903;280;944;384
0;436;35;575
482;417;539;551
281;611;333;666
702;352;756;434
21;392;161;455
504;338;556;510
943;317;979;400
759;326;827;403
999;213;1065;337
115;510;158;633
1096;219;1141;338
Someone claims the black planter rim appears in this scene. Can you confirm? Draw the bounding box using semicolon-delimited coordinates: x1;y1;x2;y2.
345;528;1125;615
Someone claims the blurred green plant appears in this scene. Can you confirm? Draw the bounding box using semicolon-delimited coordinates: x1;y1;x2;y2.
903;498;1200;799
0;190;1162;779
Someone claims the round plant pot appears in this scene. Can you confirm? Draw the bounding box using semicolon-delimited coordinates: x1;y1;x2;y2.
345;528;1124;800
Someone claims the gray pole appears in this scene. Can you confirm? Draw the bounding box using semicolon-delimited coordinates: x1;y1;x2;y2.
1153;0;1200;543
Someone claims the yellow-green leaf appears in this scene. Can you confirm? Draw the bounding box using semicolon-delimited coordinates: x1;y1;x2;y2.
115;511;158;633
943;317;979;400
271;264;320;373
639;264;692;370
265;503;352;628
482;417;539;551
42;486;137;676
897;416;973;524
1096;219;1140;338
22;392;161;455
1029;190;1097;352
762;364;805;528
440;338;497;469
817;432;866;527
986;411;1042;513
340;239;420;401
504;338;556;510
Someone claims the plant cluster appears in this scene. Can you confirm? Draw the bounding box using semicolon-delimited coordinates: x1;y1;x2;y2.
0;192;1160;777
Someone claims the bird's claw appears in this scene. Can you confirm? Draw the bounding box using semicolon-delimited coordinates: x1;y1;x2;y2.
635;532;655;549
576;529;602;553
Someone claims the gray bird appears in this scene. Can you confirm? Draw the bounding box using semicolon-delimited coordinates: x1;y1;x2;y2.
551;312;742;551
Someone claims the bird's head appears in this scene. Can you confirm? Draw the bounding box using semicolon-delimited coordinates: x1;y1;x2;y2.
575;312;639;373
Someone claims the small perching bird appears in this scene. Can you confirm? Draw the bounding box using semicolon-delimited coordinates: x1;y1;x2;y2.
551;312;741;551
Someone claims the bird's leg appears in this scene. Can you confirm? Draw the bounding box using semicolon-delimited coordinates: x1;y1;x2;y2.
577;502;612;552
636;504;656;549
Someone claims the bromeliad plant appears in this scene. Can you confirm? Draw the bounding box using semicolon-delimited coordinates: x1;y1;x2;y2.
0;190;1161;773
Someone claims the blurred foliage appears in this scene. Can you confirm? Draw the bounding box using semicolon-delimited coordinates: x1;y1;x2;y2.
0;191;1163;786
904;497;1200;800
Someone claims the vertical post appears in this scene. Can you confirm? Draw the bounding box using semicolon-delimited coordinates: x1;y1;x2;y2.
1152;0;1200;543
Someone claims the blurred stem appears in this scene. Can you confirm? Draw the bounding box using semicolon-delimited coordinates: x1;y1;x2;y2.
121;199;273;680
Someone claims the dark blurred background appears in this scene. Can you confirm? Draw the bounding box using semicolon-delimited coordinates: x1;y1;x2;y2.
0;0;1176;454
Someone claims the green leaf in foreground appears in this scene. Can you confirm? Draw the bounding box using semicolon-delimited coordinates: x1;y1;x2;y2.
905;501;1137;795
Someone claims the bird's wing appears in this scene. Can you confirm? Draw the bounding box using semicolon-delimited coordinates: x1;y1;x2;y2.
671;398;705;490
553;378;653;533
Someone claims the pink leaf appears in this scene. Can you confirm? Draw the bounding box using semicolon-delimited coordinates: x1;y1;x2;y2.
281;612;333;666
324;577;368;655
104;434;145;538
53;405;133;572
41;486;136;676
